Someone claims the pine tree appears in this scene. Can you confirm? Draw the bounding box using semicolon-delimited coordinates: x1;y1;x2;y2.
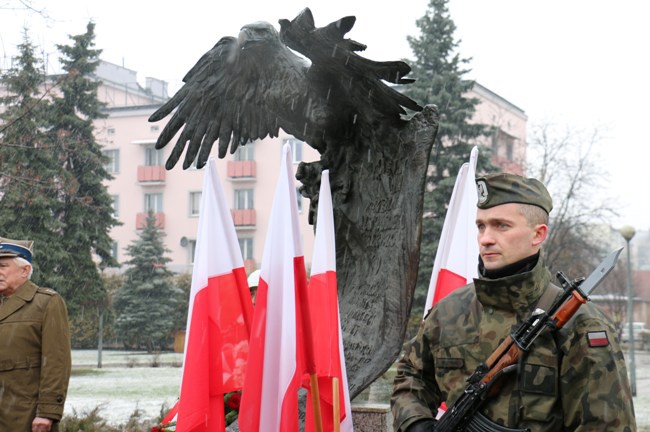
114;211;181;352
403;0;495;319
48;22;119;324
0;31;69;285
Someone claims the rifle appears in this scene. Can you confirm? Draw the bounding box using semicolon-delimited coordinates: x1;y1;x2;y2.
434;248;623;432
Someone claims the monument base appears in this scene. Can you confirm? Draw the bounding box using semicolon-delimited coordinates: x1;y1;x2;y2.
351;403;393;432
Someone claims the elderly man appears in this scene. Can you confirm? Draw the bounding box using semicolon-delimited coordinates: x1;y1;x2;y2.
0;237;71;432
391;173;635;431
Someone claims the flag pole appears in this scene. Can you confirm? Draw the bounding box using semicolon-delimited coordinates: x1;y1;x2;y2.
309;374;324;432
332;377;340;432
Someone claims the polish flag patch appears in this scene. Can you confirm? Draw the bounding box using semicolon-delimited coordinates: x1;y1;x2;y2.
587;331;609;347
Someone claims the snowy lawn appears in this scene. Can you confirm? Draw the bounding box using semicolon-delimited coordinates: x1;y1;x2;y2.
65;350;182;426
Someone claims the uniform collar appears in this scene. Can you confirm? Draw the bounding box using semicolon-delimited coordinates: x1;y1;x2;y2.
474;254;551;317
0;281;37;321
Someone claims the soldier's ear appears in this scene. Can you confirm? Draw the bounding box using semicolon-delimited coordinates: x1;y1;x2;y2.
20;263;32;278
532;224;548;246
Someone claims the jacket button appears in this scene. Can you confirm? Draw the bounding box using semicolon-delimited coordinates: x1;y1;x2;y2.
57;396;64;403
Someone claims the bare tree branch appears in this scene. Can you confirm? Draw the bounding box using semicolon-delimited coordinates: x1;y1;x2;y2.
526;122;619;276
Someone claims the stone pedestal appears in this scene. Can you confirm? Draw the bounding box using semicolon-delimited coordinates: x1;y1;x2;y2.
351;403;393;432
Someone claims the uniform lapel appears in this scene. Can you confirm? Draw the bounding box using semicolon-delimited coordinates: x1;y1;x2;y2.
0;281;37;321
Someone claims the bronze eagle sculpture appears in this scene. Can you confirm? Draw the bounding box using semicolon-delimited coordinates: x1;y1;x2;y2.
149;8;439;399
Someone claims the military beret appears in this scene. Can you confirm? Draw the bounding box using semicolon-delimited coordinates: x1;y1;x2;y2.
475;173;553;214
0;236;34;263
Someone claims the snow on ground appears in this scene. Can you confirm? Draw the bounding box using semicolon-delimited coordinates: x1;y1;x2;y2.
65;350;650;428
66;351;182;425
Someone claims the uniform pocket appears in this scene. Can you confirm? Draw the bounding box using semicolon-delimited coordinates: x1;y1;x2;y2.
434;345;475;403
519;363;557;421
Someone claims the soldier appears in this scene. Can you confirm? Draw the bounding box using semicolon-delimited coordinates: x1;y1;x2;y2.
391;173;636;431
0;237;71;432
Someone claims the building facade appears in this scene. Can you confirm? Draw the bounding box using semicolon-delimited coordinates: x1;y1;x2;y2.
94;61;527;274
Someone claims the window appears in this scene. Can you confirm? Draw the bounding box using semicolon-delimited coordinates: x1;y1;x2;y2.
189;191;201;216
234;189;254;210
238;238;253;260
107;127;115;136
144;144;164;166
296;187;303;213
144;193;163;212
189;239;197;264
234;143;255;161
284;137;303;163
103;149;120;174
491;129;515;161
111;195;119;217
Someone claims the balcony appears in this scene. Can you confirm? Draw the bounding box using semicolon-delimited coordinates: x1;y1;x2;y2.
137;165;166;184
136;212;165;229
231;209;256;227
227;160;256;179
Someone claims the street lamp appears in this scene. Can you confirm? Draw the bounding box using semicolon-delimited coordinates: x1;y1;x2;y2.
620;225;636;396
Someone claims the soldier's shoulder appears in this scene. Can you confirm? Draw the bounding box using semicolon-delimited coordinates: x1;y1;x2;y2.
36;287;59;297
437;283;476;305
428;284;477;320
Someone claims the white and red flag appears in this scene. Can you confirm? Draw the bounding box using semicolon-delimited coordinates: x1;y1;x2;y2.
424;146;480;317
305;170;354;432
238;143;310;432
172;158;254;431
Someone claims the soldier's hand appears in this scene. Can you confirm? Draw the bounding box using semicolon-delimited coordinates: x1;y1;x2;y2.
32;416;53;432
407;418;437;432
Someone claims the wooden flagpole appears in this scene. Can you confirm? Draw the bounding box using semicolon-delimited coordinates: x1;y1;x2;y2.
333;377;341;432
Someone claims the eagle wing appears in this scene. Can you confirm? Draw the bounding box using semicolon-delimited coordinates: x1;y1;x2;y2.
149;23;308;169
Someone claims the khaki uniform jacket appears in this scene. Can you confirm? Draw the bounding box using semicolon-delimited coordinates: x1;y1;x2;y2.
0;280;71;431
391;256;636;431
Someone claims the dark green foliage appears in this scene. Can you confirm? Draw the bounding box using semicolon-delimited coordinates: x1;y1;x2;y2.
170;272;191;331
48;22;119;320
402;0;496;322
0;31;69;285
114;212;182;352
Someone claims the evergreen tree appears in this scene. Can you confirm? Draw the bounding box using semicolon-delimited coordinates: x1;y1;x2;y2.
0;31;69;286
48;22;118;323
114;211;181;352
403;0;496;319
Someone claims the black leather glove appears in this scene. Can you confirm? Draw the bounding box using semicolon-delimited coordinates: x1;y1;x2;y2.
406;418;437;432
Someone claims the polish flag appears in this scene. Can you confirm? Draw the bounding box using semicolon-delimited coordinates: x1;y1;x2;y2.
305;170;354;432
238;143;308;432
424;146;479;317
174;158;254;431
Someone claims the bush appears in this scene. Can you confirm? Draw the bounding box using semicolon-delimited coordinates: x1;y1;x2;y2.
59;407;121;432
60;406;159;432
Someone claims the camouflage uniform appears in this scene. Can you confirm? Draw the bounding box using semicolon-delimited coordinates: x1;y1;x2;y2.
391;254;636;431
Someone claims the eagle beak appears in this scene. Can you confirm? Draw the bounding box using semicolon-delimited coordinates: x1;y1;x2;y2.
238;29;249;49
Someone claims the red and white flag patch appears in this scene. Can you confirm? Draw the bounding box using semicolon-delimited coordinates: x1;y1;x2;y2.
587;331;609;347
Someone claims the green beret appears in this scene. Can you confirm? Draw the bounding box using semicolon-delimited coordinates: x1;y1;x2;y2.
476;173;553;214
0;236;34;263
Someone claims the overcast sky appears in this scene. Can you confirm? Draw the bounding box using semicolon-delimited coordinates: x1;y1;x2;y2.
1;0;648;233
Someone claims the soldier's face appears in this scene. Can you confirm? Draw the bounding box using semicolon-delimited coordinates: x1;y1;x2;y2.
476;203;547;271
0;257;30;297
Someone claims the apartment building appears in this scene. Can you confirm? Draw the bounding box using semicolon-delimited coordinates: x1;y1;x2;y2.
93;61;526;274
